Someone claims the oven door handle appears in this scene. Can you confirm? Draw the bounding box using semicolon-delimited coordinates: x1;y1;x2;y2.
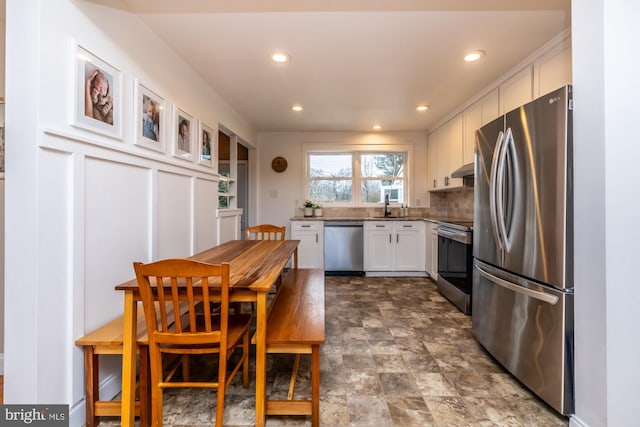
475;264;559;305
437;228;467;243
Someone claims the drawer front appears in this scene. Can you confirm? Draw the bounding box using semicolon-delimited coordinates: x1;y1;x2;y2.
396;222;425;231
292;221;323;231
364;221;392;230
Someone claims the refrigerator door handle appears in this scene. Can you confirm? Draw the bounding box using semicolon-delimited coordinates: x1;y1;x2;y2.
497;127;516;251
475;264;559;305
489;130;505;249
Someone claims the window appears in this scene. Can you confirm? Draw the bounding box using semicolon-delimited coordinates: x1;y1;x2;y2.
308;154;353;203
360;153;404;203
307;151;406;205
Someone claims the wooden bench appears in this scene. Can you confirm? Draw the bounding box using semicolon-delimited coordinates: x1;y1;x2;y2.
75;302;188;427
264;268;325;427
75;306;150;427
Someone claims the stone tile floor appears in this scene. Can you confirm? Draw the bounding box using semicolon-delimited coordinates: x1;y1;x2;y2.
104;275;570;426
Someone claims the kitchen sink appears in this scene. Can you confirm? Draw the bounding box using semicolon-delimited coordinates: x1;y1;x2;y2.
371;216;399;219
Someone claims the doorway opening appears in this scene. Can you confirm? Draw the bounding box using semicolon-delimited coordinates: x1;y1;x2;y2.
218;128;249;239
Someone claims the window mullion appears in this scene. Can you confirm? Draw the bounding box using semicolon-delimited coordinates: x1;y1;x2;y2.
353;153;361;205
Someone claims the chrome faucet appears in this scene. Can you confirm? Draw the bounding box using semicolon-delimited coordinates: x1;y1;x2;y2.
384;194;391;217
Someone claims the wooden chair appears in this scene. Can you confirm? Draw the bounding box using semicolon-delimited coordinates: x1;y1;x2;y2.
245;224;287;310
133;259;251;426
246;224;286;241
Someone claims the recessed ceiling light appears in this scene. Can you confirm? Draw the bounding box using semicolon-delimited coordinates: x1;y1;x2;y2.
272;52;290;63
416;105;429;112
291;105;303;112
464;50;485;62
372;124;382;130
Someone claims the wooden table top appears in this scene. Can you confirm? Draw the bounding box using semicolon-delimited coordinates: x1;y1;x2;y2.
115;239;299;293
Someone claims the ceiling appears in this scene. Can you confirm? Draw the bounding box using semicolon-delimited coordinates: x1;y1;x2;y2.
83;0;571;133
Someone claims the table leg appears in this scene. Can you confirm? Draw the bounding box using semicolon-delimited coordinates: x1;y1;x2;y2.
311;345;320;427
120;292;137;427
255;291;267;427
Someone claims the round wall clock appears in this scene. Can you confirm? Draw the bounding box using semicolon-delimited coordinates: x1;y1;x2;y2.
271;156;288;173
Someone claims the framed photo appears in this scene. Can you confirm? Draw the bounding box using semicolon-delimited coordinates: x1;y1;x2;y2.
198;121;214;167
73;43;123;140
173;106;194;160
134;80;165;152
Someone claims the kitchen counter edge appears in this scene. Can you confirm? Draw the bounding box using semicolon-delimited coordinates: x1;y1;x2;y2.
290;216;462;223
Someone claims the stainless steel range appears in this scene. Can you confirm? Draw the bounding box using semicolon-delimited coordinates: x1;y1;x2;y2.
437;221;473;314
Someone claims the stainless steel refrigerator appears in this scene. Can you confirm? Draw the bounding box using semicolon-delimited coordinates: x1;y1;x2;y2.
472;85;574;415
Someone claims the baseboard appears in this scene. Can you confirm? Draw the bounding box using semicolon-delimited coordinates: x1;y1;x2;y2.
69;371;122;427
570;415;591;427
365;271;428;277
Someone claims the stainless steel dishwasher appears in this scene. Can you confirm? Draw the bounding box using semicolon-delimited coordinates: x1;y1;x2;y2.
324;220;364;275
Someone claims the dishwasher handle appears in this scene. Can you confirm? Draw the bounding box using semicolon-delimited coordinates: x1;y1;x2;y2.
324;221;364;227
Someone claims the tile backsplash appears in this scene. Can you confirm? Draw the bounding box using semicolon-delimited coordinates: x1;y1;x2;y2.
295;187;474;220
429;188;474;220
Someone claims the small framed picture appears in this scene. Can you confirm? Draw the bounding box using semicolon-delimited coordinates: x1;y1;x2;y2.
73;43;123;140
173;106;194;160
198;121;214;167
134;80;165;152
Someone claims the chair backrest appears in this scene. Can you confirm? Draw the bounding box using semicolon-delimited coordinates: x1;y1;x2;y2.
246;224;286;241
133;259;231;348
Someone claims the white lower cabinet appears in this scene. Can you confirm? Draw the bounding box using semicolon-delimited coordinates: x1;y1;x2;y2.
291;220;324;269
364;221;426;274
365;222;395;270
425;221;439;280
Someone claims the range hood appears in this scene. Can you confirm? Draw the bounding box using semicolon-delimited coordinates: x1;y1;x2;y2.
451;162;474;178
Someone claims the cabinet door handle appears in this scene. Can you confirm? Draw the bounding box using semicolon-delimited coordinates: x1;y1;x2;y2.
389;234;392;244
301;225;311;228
396;234;399;243
315;233;318;243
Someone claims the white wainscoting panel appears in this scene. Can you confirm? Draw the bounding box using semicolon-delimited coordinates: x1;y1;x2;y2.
217;209;243;244
194;178;218;252
157;170;193;259
84;156;152;332
37;147;73;402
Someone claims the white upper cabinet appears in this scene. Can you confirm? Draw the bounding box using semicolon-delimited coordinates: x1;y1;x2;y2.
435;123;449;191
463;101;482;166
500;65;534;115
534;42;572;97
481;88;500;126
445;113;464;188
463;88;499;165
427;130;439;190
429;113;464;191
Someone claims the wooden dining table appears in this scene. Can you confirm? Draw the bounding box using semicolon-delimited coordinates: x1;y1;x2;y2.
115;239;299;427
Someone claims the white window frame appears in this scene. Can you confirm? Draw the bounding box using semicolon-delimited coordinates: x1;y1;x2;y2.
304;143;412;207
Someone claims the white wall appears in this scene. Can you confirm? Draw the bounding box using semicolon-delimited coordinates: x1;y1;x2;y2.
4;0;255;425
255;131;428;232
571;1;640;426
0;176;4;367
